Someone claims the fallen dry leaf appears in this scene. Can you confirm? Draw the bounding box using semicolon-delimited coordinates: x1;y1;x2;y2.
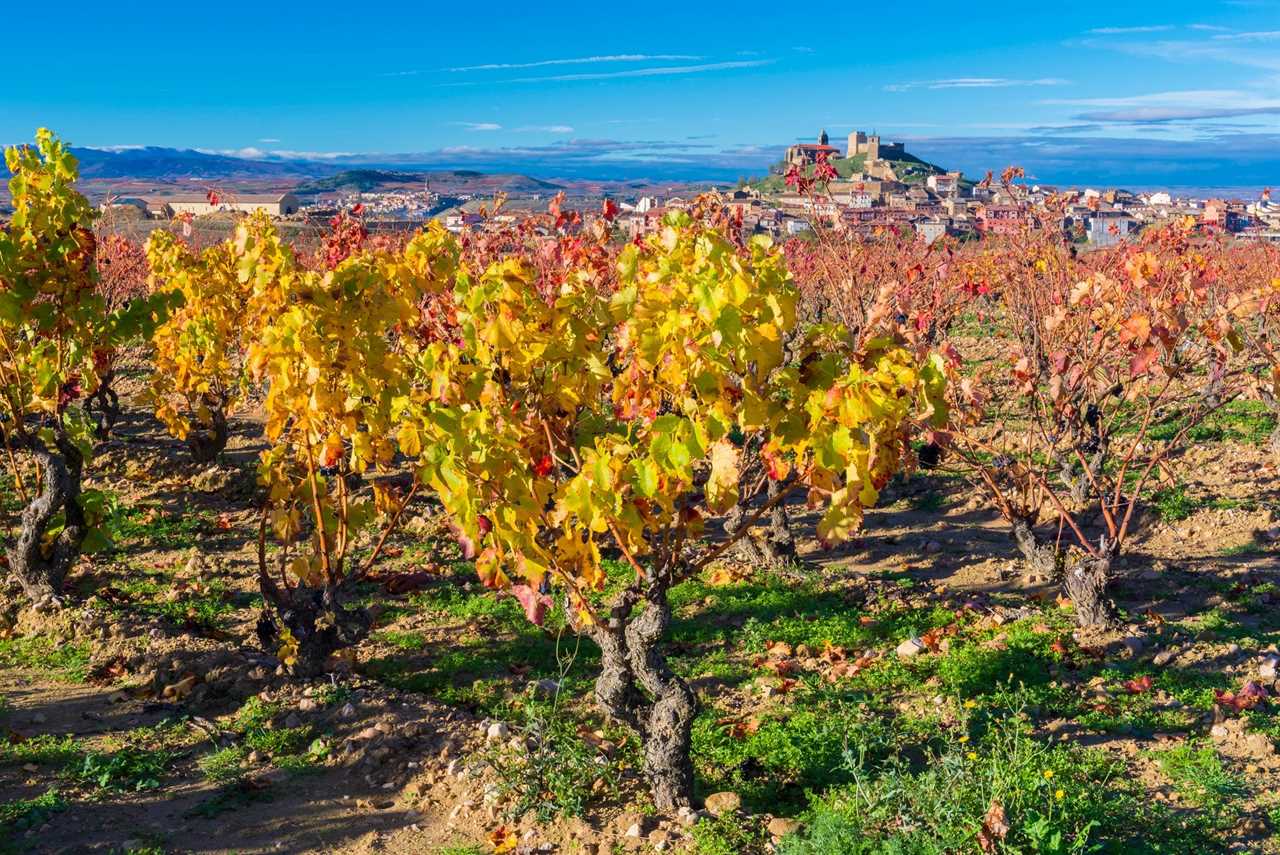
1123;675;1154;694
487;825;518;854
977;800;1010;853
162;673;198;700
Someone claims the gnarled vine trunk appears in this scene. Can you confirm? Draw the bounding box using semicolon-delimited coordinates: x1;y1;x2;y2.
1259;388;1280;456
590;573;697;811
86;369;122;440
5;430;86;607
186;398;229;464
255;583;372;678
255;522;372;677
722;434;797;570
723;476;796;569
1010;517;1116;627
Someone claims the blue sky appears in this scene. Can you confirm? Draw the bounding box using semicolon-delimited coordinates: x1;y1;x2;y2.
4;1;1280;186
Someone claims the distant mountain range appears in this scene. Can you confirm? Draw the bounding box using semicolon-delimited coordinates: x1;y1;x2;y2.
51;146;707;199
72;146;318;180
293;169;565;195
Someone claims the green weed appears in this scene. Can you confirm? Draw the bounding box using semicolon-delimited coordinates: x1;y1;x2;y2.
197;746;246;783
70;745;176;792
0;733;83;767
1152;742;1246;828
0;789;66;849
0;637;91;682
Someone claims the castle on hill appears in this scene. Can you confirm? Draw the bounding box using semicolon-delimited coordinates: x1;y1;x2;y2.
784;129;907;167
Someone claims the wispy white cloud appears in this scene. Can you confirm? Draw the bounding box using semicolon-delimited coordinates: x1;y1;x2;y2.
1087;25;1174;34
1046;89;1280;122
451;122;502;131
1188;23;1231;31
885;77;1070;92
258;137;281;143
192;147;355;160
1211;30;1280;41
443;54;701;72
196;146;269;159
515;124;574;133
1080;32;1280;71
508;59;773;83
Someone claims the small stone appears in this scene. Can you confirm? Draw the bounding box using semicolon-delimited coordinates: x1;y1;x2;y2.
896;638;927;659
337;702;357;719
649;829;673;851
258;767;287;784
1119;637;1145;659
624;823;643;839
283;713;303;729
298;698;318;712
446;758;466;778
530;678;560;699
486;721;510;743
1259;655;1280;680
247;750;265;764
923;540;943;554
1152;648;1178;667
676;806;700;827
768;817;802;838
703;791;742;817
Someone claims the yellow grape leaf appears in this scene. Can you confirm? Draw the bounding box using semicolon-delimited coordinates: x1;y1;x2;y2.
488;826;518;854
706;440;740;513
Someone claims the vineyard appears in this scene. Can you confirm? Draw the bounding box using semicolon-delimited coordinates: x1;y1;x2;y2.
2;130;1280;854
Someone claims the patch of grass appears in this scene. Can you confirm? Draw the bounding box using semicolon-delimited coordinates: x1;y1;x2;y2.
485;700;623;823
273;737;331;773
1218;541;1265;559
778;710;1228;855
228;696;326;767
116;504;208;551
197;746;246;783
109;570;237;631
0;789;67;849
70;746;176;792
0;636;91;682
244;725;314;757
0;733;83;767
1151;485;1197;523
310;682;352;708
1152;742;1247;828
1148;400;1275;445
231;696;279;732
691;812;771;855
375;629;428;651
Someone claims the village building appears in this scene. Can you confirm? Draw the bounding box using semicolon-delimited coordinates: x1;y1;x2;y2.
846;131;906;160
976;204;1029;235
156;193;301;218
1087;210;1137;246
784;130;842;167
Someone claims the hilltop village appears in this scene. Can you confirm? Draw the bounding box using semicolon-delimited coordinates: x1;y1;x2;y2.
89;129;1280;248
612;129;1280;246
